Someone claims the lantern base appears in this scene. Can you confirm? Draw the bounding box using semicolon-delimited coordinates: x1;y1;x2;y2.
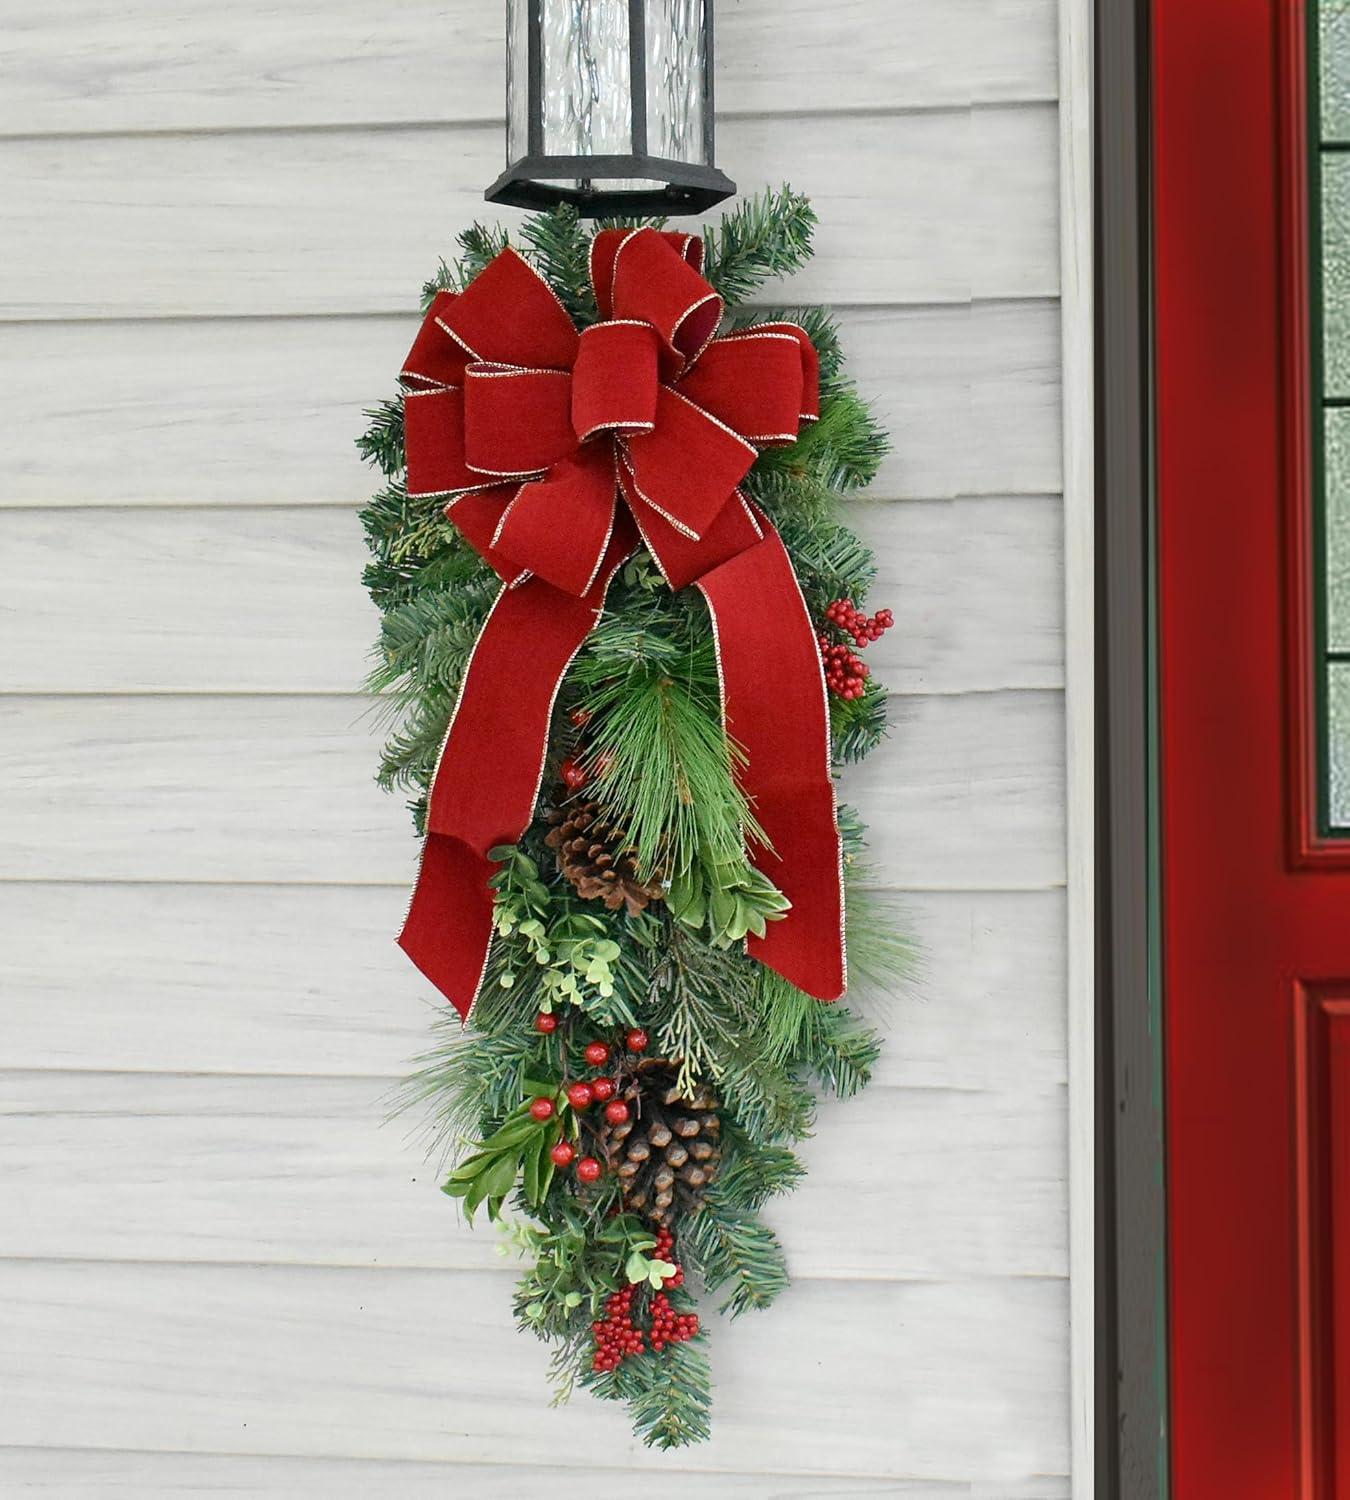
486;155;736;217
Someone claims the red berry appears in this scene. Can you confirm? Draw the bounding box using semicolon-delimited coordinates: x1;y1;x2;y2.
590;1076;616;1102
576;1156;603;1183
569;707;591;727
583;1041;611;1067
529;1097;555;1121
566;1082;594;1110
625;1028;649;1053
534;1011;558;1034
604;1099;630;1125
550;1140;576;1167
560;757;588;790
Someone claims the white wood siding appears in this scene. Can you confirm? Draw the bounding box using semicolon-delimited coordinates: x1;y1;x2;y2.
0;1;1070;1492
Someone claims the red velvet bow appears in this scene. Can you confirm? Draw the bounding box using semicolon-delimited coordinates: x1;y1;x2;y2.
397;227;845;1017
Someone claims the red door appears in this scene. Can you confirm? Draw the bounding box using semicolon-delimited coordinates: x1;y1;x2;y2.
1156;1;1350;1491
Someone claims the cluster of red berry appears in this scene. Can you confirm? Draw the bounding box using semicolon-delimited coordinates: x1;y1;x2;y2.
817;598;893;701
648;1292;699;1352
648;1229;698;1348
528;1021;652;1184
590;1231;698;1371
824;598;894;645
591;1285;644;1372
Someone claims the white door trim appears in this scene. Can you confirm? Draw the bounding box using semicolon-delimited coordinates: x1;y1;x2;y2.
1058;0;1095;1490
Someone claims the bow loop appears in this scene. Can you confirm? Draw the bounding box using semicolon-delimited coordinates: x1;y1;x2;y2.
571;321;661;441
591;228;722;379
462;365;576;477
623;387;757;541
677;328;817;445
435;248;579;372
490;444;620;598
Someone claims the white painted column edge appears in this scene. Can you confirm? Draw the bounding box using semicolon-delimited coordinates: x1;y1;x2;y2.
1058;0;1096;1491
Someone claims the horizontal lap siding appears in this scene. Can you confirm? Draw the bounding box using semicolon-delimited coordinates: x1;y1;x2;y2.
0;885;1068;1087
0;109;1058;318
0;1264;1068;1481
0;0;1068;1491
0;495;1064;695
0;303;1063;505
0;0;1057;134
0;1450;1072;1500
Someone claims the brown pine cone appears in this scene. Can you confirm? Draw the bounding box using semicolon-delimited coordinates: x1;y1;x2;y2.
600;1059;721;1226
544;797;664;917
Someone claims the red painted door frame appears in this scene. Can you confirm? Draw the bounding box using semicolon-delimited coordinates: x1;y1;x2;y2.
1155;1;1350;1492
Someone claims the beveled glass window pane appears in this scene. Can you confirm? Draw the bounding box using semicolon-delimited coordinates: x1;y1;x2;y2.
1329;664;1350;826
1322;154;1350;395
1323;0;1350;139
1314;7;1350;834
1327;411;1350;652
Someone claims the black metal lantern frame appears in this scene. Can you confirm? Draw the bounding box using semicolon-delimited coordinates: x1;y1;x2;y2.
486;0;736;217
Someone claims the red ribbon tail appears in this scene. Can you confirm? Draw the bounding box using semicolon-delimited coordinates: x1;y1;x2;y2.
399;538;630;1018
399;832;499;1018
696;519;846;1000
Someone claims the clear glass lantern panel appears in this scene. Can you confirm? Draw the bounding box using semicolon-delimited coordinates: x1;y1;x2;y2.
542;0;634;159
647;0;708;164
504;1;708;174
506;0;531;163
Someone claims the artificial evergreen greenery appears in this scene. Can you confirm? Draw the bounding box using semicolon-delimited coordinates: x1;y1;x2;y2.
362;188;907;1447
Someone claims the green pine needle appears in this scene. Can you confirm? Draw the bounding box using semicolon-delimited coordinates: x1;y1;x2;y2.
704;186;817;306
517;205;598;326
570;647;766;883
681;1195;792;1317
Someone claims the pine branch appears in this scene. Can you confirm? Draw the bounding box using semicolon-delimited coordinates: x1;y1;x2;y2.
355;400;405;478
716;1131;806;1209
843;881;919;1000
421;222;512;308
518;205;598;326
771;509;878;613
374;688;453;797
569;648;765;884
703;186;817;306
394;1017;541;1161
716;1036;816;1144
755;386;890;494
649;924;757;1093
584;1337;713;1448
799;1002;883;1099
681;1195;790;1317
831;679;889;764
366;578;498;697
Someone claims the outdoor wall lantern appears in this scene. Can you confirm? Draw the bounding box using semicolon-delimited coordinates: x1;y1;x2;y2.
486;0;735;216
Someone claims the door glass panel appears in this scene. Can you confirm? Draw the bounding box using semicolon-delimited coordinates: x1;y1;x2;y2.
1330;664;1350;825
1313;5;1350;833
1324;2;1350;138
1326;410;1350;650
1324;155;1350;394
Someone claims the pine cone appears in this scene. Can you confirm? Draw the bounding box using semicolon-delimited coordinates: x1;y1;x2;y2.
600;1059;721;1226
544;797;664;917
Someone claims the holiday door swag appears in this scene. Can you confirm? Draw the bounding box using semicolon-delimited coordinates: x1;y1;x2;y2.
359;189;905;1446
